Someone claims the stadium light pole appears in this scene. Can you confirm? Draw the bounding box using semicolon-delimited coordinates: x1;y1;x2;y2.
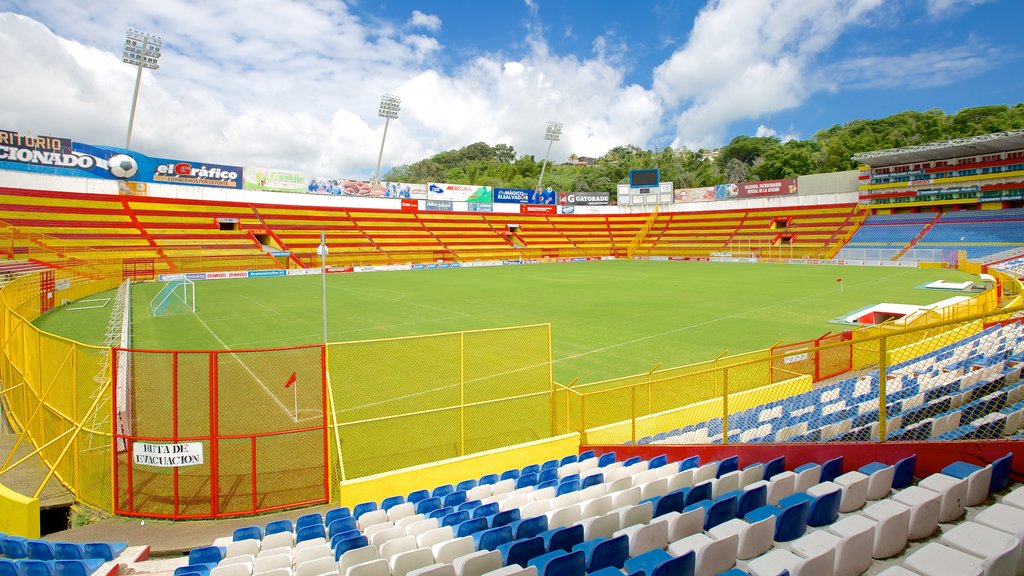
536;121;563;191
372;94;401;182
122;28;162;150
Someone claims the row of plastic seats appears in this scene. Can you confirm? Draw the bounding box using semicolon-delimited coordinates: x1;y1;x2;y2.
0;559;106;576
0;540;126;564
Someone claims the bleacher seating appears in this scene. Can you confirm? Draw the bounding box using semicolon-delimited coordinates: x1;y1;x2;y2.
640;320;1024;447
161;445;1022;576
0;539;135;576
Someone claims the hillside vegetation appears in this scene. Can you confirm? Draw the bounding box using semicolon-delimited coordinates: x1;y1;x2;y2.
384;104;1024;192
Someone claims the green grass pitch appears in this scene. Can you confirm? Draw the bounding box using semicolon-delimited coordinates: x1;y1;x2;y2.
37;260;977;385
32;260;980;484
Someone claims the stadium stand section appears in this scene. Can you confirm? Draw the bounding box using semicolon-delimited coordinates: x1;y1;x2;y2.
639;320;1024;446
0;538;147;576
0;189;869;273
148;448;1024;576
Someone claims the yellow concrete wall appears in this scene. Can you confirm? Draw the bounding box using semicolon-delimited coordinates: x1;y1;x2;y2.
337;433;581;508
0;481;39;537
584;375;813;445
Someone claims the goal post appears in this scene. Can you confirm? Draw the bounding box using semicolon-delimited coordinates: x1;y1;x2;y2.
149;278;196;317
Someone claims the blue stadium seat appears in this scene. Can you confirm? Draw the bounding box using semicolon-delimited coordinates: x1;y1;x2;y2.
2;537;29;559
232;526;263;542
540;524;584;553
472;502;500;519
540;460;559;471
333;535;368;560
538;469;559;483
444;490;467;508
265;519;294;536
746;500;810;542
432;484;454;498
500;469;520;481
186;546;225;566
380;495;404;511
625;548;695;576
54;559;104;576
19;560;55;576
556;479;580;496
580;473;604;490
678;456;699;471
516;474;539;490
528;549;585;576
296;523;326;544
521;464;540;476
456;479;478;492
579;450;595;461
623;456;642;467
685;482;713;507
498;536;546;567
572;535;629;572
597;453;616;468
441;510;470;528
478;474;499;486
82;543;126;562
407;490;430;504
328;517;357;538
329;531;360;550
490;509;520;528
717;456;739;477
324;507;351;526
764;456;785;480
893;454;917;490
473;525;512;551
26;541;55;561
415;497;442;515
649;455;668;469
456;517;489;538
654;489;687;518
429;506;453;520
511;515;548;540
820;456;844;483
560;455;578;466
0;560;17;576
352;502;377;520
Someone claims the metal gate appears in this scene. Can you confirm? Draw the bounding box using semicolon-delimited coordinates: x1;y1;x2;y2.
112;345;328;518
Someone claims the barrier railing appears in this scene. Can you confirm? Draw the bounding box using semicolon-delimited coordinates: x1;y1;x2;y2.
1;250;1021;519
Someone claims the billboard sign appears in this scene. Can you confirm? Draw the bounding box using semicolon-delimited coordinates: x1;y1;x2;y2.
558;191;610;205
0;128;139;180
467;203;493;212
151;160;243;188
736;178;797;198
383;182;427;199
494;187;556;204
520;204;556;214
427;182;492;202
243;167;306;192
673;186;717;203
424;200;453;211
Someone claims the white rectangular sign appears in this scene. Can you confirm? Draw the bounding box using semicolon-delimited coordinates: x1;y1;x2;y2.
133;441;204;467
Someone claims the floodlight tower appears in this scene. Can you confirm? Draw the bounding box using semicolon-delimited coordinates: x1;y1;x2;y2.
372;94;401;182
122;28;163;150
536;121;563;191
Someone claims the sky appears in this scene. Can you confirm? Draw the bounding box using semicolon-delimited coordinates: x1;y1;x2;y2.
0;0;1020;179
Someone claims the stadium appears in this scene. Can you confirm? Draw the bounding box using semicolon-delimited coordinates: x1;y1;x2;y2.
2;13;1024;576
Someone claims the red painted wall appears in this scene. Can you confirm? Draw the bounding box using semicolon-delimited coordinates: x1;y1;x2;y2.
582;441;1024;482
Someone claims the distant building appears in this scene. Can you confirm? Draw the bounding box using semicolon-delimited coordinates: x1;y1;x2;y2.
563;156;597;167
853;130;1024;210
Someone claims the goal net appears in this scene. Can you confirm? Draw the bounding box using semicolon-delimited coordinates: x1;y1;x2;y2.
149;278;196;317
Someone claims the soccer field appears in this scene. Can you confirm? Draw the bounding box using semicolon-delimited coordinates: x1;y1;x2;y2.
37;260;977;384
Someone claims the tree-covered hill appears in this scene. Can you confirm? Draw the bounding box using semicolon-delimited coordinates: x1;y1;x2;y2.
384;104;1024;192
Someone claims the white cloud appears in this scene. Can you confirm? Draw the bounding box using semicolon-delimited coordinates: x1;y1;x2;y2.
926;0;991;18
755;124;797;143
653;0;885;149
407;10;441;32
829;44;1000;89
0;3;663;175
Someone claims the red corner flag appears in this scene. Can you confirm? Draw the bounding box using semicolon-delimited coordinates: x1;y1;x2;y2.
284;372;297;388
836;278;842;282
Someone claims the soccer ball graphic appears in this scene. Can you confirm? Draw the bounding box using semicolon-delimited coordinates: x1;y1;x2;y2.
107;154;138;179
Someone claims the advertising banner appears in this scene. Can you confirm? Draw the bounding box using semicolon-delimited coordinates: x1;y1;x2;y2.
0;128;140;181
243;167;306;192
493;188;556;205
736;178;797;198
428;182;492;203
557;191;610;205
673;186;717;203
424;200;453;211
400;198;419;211
307;178;427;198
520;205;556;215
150;159;243;188
0;128;245;188
467;203;493;212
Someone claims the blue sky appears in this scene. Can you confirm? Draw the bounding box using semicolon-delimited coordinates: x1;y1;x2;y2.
0;0;1020;178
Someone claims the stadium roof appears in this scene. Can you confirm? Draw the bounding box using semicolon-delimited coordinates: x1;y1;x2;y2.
852;129;1024;167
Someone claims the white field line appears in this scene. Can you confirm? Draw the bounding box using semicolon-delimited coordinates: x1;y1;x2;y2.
193;312;319;423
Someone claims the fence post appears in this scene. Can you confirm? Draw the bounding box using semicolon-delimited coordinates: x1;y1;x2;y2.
722;365;729;446
580;394;587;444
878;333;888;443
460;332;465;457
647;363;661;416
631;386;637;446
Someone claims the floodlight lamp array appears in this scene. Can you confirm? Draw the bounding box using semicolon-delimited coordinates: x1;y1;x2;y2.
378;94;401;119
544;121;563;142
123;28;162;70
